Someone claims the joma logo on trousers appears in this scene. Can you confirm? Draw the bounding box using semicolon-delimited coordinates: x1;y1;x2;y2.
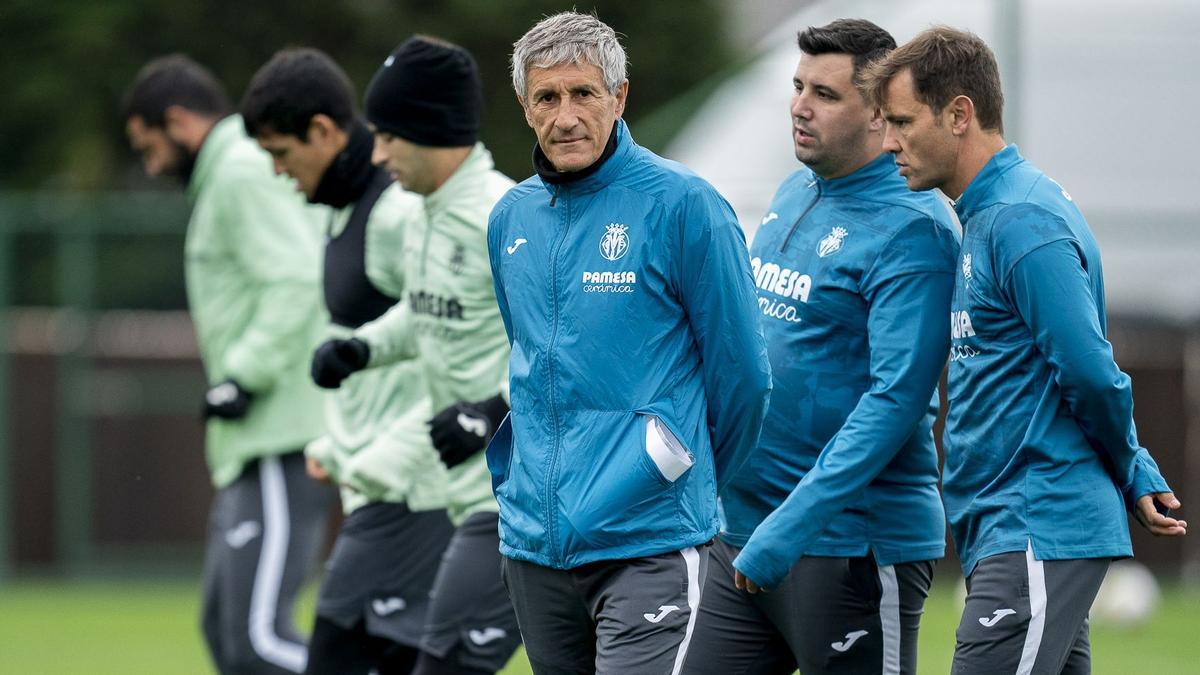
468;627;508;645
643;605;680;623
979;608;1017;627
831;630;868;652
372;597;406;616
224;521;261;549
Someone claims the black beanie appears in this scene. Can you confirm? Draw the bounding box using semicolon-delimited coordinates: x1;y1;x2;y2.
363;36;482;147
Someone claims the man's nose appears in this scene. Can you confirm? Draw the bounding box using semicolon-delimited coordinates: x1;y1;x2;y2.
371;138;388;166
553;99;581;130
791;91;812;120
882;125;900;154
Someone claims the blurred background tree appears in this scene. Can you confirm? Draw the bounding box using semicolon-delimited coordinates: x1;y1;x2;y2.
0;0;734;311
0;0;733;191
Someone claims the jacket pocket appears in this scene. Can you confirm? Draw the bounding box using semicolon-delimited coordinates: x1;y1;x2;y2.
485;413;513;492
643;415;695;484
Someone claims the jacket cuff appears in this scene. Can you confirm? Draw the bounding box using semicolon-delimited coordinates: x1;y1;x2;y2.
1123;455;1170;512
304;436;342;484
732;543;786;590
222;343;272;393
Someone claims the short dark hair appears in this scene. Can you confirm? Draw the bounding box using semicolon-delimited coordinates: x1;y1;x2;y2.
241;48;358;140
860;26;1004;134
122;54;230;128
797;19;896;89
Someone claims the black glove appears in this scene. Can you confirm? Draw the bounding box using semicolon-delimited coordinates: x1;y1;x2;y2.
203;379;252;420
429;395;510;469
311;338;370;389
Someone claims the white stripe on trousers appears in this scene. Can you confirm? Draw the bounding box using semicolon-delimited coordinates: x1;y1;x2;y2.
1016;541;1047;675
669;546;703;675
877;564;901;675
248;456;307;672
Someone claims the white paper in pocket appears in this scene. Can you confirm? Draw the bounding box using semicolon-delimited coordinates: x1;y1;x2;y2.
644;416;695;482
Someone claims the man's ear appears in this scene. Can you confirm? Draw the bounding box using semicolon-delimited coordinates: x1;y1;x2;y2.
162;104;189;138
612;80;629;118
306;114;338;143
518;95;534;128
948;95;975;137
868;105;884;132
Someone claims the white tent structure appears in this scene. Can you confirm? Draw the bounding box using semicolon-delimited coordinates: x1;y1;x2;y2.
665;0;1200;324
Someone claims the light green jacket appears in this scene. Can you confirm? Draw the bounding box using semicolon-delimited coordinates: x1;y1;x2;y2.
355;144;514;524
185;115;328;488
305;184;448;514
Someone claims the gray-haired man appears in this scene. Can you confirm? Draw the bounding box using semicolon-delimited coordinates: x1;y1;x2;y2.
487;11;771;675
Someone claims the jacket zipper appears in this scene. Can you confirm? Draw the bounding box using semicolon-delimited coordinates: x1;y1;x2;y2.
779;181;822;252
419;202;434;276
544;187;566;565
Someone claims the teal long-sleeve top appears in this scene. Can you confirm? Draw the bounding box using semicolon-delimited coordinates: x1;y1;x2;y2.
942;145;1169;575
729;154;959;589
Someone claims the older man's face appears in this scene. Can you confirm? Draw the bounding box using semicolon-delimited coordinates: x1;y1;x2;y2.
521;62;627;173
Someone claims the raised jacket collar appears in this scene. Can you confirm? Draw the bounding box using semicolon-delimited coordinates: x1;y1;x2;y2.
953;144;1023;221
187;115;242;199
813;152;902;196
424;142;494;213
534;119;635;197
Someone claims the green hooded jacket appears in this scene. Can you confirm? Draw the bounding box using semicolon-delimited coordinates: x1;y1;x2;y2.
355;144;514;524
305;183;448;514
185;115;328;488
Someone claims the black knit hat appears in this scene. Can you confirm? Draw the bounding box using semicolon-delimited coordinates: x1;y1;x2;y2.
363;36;482;147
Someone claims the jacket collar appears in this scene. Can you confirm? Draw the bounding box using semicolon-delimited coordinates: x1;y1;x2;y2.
424;142;493;213
953;144;1023;221
310;121;377;209
535;119;635;196
187;114;242;199
812;152;901;196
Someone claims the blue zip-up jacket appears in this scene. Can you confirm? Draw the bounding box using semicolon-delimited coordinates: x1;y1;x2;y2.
486;120;772;569
945;145;1170;575
727;154;959;589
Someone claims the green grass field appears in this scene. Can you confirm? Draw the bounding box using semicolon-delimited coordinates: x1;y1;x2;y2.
0;577;1196;674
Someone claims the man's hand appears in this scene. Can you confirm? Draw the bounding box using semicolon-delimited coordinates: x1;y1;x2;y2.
203;380;252;420
1135;492;1187;536
306;456;331;483
311;338;370;389
734;569;767;594
429;395;510;469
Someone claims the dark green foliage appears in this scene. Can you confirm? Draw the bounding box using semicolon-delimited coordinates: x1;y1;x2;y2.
0;0;733;188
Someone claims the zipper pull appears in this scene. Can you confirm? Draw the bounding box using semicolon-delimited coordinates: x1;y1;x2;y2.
779;182;822;253
549;186;558;208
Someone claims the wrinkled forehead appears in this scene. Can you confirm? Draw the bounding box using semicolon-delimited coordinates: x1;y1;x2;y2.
526;60;607;90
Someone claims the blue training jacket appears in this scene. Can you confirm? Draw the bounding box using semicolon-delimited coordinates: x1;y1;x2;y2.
727;154;959;589
944;145;1170;575
485;120;772;569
